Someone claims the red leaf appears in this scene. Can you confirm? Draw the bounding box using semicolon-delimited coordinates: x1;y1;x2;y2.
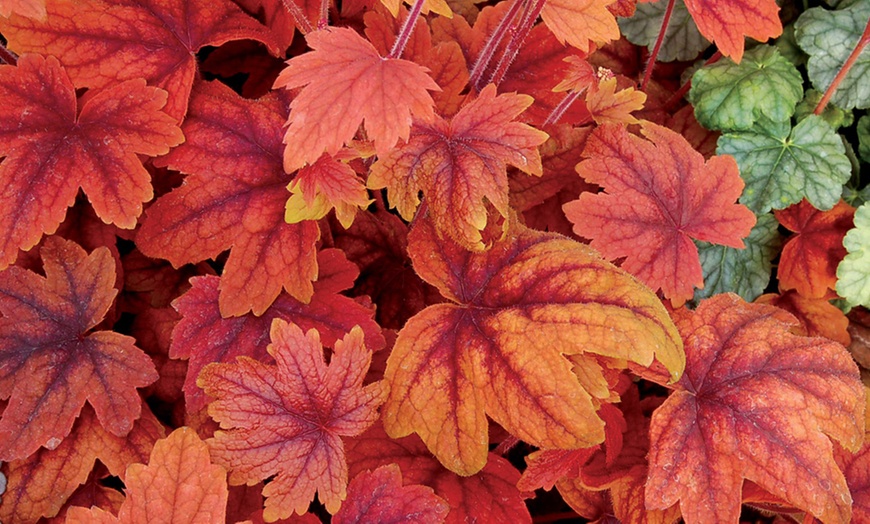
0;54;182;268
0;0;280;119
836;442;870;521
198;319;388;520
285;151;373;229
368;84;549;250
564;122;756;306
0;237;158;460
136;80;320;316
756;289;851;347
646;294;865;523
333;464;449;524
273;26;439;171
171;249;385;413
0;0;45;19
683;0;781;62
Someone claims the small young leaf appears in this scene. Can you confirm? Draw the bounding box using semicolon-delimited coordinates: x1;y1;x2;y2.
717;115;852;213
837;203;870;307
689;45;803;132
619;0;709;62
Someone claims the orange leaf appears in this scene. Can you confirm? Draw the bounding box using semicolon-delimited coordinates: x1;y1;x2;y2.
136;80;319;316
0;54;182;269
0;0;280;119
756;289;851;347
0;0;44;19
564;122;756;306
646;294;865;523
835;441;870;521
65;427;229;524
333;464;450;524
368;84;549;250
273;26;439;171
198;319;388;520
585;76;647;125
775;199;855;299
285;152;373;229
683;0;781;62
540;0;620;52
383;214;683;475
0;237;158;460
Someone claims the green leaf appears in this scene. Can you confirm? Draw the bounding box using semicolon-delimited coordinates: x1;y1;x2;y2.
692;213;782;303
858;115;870;163
775;24;808;67
717;115;852;213
836;202;870;307
618;0;709;62
688;46;803;132
795;1;870;110
794;90;854;129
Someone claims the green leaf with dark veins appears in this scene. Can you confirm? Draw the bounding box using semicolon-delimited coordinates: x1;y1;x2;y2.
795;90;854;129
795;1;870;110
689;46;803;132
858;115;870;163
692;213;782;303
619;0;709;62
717;115;852;213
837;203;870;307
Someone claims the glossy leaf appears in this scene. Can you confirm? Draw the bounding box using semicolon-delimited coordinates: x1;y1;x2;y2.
383;214;683;475
646;293;865;523
136;80;319;316
333;464;449;524
369;84;548;250
565;122;756;305
0;237;158;460
619;0;709;62
837;203;870;308
683;0;781;62
198;319;388;520
0;54;182;268
273;26;439;171
717;115;852;214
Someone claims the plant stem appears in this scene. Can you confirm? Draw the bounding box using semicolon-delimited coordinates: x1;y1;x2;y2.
640;0;676;91
662;51;722;110
814;17;870;115
388;0;426;59
468;0;525;91
487;0;546;87
318;0;330;29
543;89;586;126
0;42;17;66
372;190;387;212
280;0;314;35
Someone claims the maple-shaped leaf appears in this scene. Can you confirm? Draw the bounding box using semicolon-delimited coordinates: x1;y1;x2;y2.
137;80;320;316
285;152;373;229
775;199;855;299
837;203;870;308
171;248;385;413
44;470;124;524
0;0;44;19
689;46;803;132
584;76;647;125
565;122;756;306
619;0;709;62
65;427;229;524
0;54;182;269
0;0;280;120
383;214;683;476
718;115;852;214
273;26;439;171
795;1;870;110
368;84;549;250
683;0;781;62
646;293;865;523
756;290;851;347
693;213;782;303
199;319;388;520
0;237;158;461
540;0;620;52
333;464;449;524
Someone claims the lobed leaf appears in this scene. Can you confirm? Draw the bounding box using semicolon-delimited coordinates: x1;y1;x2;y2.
333;464;449;524
682;0;781;62
837;203;870;307
619;0;709;62
539;0;620;53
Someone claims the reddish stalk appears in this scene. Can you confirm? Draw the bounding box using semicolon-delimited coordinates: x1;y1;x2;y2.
318;0;330;29
468;0;525;90
662;51;722;110
640;0;676;91
372;190;388;213
543;89;587;126
388;0;426;59
0;43;17;66
814;17;870;115
280;0;314;35
487;0;547;87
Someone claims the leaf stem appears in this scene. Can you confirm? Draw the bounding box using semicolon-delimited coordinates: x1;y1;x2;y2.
813;17;870;115
388;0;426;59
662;51;722;110
0;42;17;66
640;0;676;91
543;89;585;126
280;0;314;36
318;0;330;29
468;0;525;91
487;0;546;87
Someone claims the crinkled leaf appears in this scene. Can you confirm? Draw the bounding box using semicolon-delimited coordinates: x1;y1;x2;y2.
565;122;756;306
273;26;439;171
646;294;865;523
368;84;548;250
836;441;870;521
795;1;870;110
285;152;373;229
333;464;449;524
0;0;280;119
137;80;319;316
683;0;781;62
0;0;44;19
693;213;782;303
756;290;851;347
0;237;158;460
0;54;182;269
689;45;803;132
619;0;709;62
540;0;620;52
837;203;870;307
383;214;683;476
717;114;852;213
794;89;854;129
199;319;388;520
